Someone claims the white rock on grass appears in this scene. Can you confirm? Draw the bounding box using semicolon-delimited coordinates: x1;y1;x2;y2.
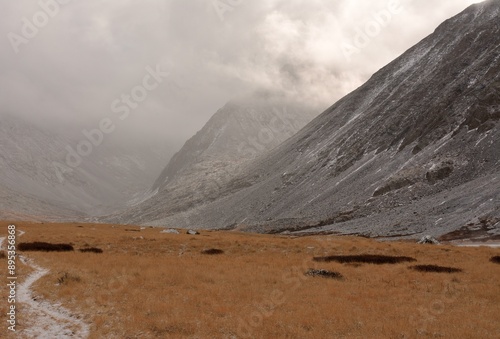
161;229;180;234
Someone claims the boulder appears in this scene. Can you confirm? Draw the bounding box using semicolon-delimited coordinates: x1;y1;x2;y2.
187;230;200;235
418;235;440;245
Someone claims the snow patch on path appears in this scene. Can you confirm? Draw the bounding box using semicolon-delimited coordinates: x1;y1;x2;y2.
2;230;90;338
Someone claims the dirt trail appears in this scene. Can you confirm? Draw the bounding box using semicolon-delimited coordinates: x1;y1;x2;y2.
1;231;90;338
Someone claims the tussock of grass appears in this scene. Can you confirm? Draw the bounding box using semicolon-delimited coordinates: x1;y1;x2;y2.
489;256;500;264
313;254;416;265
57;272;82;285
305;269;343;280
79;247;103;254
410;265;462;273
201;248;224;255
0;251;5;259
18;242;74;252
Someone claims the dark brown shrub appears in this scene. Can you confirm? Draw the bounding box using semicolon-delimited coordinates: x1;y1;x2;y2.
305;269;344;280
201;248;224;255
80;247;103;254
18;242;74;252
490;256;500;264
410;265;462;273
313;254;416;265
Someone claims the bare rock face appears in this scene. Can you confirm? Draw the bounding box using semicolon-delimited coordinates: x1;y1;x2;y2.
137;0;500;239
426;161;454;185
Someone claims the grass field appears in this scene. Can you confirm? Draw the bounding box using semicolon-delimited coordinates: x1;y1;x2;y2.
1;221;499;338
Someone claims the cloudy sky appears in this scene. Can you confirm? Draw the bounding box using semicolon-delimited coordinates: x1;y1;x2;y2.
0;0;482;152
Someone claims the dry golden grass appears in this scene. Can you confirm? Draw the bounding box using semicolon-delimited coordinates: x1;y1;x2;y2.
1;221;499;338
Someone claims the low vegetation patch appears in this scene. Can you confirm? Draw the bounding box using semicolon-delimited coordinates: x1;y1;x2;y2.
490;256;500;264
79;247;103;254
18;242;74;252
0;251;5;259
410;265;462;273
201;248;224;255
57;272;82;285
305;269;344;280
313;254;416;265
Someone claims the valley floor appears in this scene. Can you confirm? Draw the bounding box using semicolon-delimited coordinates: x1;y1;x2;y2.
0;221;499;338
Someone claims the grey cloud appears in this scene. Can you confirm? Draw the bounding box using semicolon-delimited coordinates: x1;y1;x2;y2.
0;0;483;148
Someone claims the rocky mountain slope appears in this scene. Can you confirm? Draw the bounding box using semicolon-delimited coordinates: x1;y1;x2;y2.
0;114;168;219
106;94;318;224
132;0;500;238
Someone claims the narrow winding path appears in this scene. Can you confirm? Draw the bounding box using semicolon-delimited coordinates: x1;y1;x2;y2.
1;231;90;338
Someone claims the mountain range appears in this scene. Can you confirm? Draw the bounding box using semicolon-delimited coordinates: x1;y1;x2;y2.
110;0;500;239
0;114;168;219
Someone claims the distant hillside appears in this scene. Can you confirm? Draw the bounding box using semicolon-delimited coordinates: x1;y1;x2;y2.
106;94;318;224
0;114;168;219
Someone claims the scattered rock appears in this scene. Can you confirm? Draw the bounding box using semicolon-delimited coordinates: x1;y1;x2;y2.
187;230;200;235
161;229;180;234
418;235;440;245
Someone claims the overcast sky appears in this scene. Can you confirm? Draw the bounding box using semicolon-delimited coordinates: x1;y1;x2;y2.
0;0;483;151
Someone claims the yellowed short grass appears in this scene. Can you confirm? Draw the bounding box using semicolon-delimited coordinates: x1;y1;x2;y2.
0;221;499;338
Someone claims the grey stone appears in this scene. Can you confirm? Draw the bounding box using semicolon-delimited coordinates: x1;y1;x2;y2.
418;235;440;245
